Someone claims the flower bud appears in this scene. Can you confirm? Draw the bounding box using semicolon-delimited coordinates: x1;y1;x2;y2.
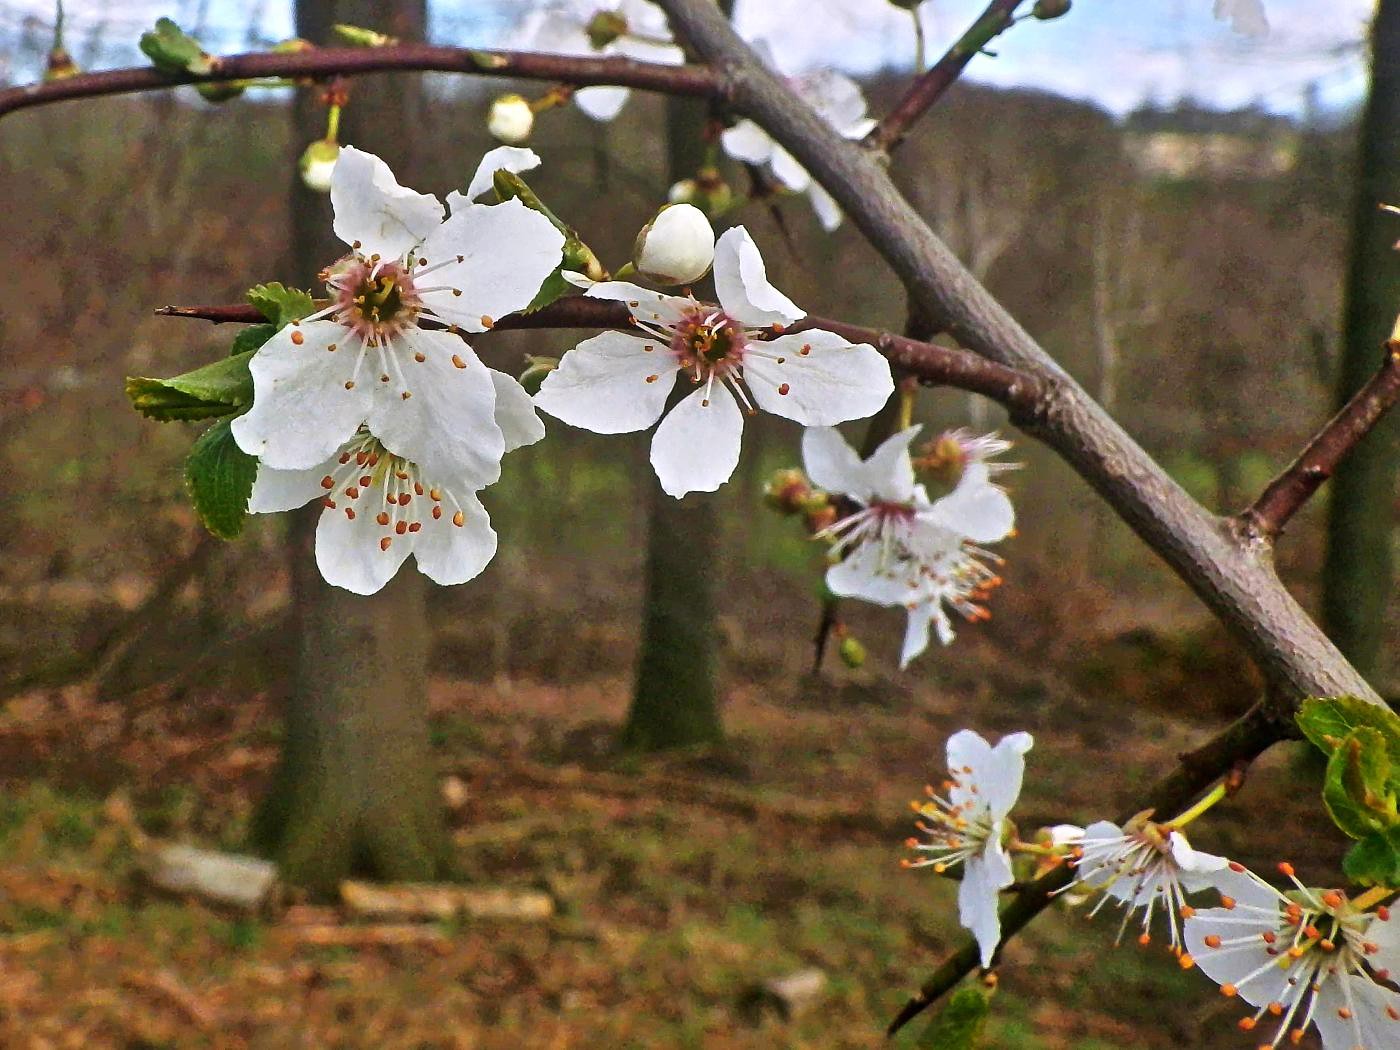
632;204;715;286
805;504;838;534
44;46;79;82
764;468;813;515
299;139;340;194
914;433;967;489
668;167;736;219
585;10;629;49
488;94;535;145
838;636;867;669
1032;0;1072;19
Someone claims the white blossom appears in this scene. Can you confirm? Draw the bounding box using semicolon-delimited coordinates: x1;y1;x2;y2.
806;425;1014;667
1184;866;1400;1048
515;0;682;121
535;226;893;497
720;45;875;231
232;147;563;490
905;729;1034;967
488;93;535;144
633;203;715;285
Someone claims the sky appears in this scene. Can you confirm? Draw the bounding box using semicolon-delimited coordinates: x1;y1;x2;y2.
0;0;1376;117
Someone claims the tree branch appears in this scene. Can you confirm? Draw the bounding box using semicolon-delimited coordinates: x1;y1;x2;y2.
154;297;1044;413
865;0;1026;154
1240;339;1400;540
657;0;1380;709
0;45;722;122
886;700;1289;1036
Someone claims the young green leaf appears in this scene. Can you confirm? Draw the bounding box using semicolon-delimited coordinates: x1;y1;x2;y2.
229;323;277;357
1321;727;1398;840
1343;828;1400;887
1298;695;1400;760
126;351;255;422
247;283;317;329
332;23;397;47
139;17;217;76
916;985;991;1049
185;418;258;540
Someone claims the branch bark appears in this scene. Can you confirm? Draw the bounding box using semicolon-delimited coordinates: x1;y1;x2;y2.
657;0;1380;708
1242;340;1400;540
0;44;721;121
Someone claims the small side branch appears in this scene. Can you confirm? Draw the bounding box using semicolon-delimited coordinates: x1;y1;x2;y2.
0;45;722;122
1241;340;1400;541
885;701;1287;1036
865;0;1026;154
155;298;1046;411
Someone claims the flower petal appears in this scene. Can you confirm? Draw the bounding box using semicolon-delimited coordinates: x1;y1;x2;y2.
367;329;504;488
901;601;945;668
575;85;630;121
862;426;922;502
416;197;564;333
1314;975;1400;1050
489;368;546;452
231;321;371;469
768;145;812;193
796;69;870;134
825;543;917;605
720;119;774;165
248;459;333;514
649;384;743;497
713;227;803;327
745;330;893;426
534;331;678;434
412;489;498;586
314;495;411;595
801;426;866;496
460;145;541;204
585;281;693;326
926;463;1015;543
947;729;1032;820
960;843;1013;967
330;146;443;261
807;182;844;232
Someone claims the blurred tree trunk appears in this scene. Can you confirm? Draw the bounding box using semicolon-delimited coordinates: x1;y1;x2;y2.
1322;0;1400;682
619;91;725;752
250;0;449;896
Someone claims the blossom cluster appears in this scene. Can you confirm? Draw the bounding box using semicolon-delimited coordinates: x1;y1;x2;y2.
906;729;1400;1049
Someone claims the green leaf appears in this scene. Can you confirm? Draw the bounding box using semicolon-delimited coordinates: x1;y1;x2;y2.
1344;828;1400;887
185;418;258;540
195;80;246;103
126;351;254;422
139;17;217;76
1322;727;1398;840
1298;696;1400;761
247;283;316;329
915;986;991;1049
229;323;277;357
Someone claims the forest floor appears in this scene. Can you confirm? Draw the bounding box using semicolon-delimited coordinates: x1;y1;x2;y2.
0;597;1348;1050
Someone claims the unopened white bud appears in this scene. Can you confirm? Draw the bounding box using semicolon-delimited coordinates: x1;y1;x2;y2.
632;203;715;286
488;94;535;145
299;139;339;194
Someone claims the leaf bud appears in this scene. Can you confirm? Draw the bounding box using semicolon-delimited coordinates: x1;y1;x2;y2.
633;203;715;286
1032;0;1072;19
487;94;535;145
299;139;340;194
585;10;629;49
331;24;397;47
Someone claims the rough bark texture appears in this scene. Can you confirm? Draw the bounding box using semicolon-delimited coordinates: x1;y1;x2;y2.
249;0;450;896
657;0;1381;707
1323;0;1400;682
620;90;725;752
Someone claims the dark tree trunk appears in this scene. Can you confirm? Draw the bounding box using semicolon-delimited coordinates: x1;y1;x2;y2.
1322;0;1400;682
619;91;725;752
250;0;449;896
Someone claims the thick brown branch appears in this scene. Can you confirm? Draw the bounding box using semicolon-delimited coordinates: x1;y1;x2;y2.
866;0;1026;153
0;45;722;121
155;297;1044;411
1241;340;1400;540
886;701;1289;1036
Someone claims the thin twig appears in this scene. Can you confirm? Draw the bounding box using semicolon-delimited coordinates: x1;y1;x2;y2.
865;0;1026;154
885;701;1288;1036
1241;340;1400;540
0;44;722;121
154;297;1046;414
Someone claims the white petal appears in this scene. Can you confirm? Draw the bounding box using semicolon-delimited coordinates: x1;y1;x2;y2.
367;329;504;488
1367;904;1400;975
926;463;1015;543
1165;831;1230;875
713;227;804;328
330;146;443;261
416;197;565;332
807;182;844;232
801;426;866;497
489;368;546;453
231;321;371;470
575;85;629;121
825;543;915;605
795;69;869;131
1184;905;1292;1008
720;120;774;166
534;331;678;434
412;489;497;586
900;602;936;669
461;145;541;204
314;495;411;595
611;35;683;65
960;844;1013;968
247;458;333;514
1313;975;1400;1050
585;280;693;325
947;729;1032;820
768;145;812;193
649;384;743;497
745;330;893;425
862;426;922;502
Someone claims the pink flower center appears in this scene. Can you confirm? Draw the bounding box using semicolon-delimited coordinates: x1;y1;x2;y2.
327;257;423;343
670;307;747;375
